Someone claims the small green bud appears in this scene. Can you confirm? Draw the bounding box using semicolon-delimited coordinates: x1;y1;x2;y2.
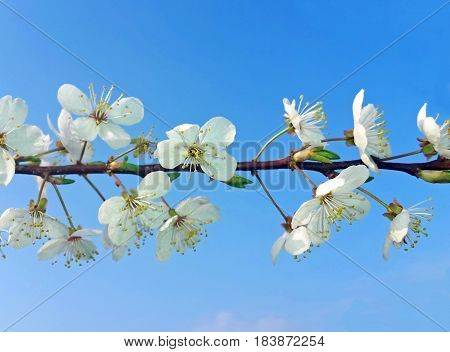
417;170;450;184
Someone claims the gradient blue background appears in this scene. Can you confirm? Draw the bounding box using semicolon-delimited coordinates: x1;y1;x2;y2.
0;0;449;331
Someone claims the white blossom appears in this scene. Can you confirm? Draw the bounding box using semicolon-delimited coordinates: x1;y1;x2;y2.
283;95;326;147
0;95;50;186
417;103;449;159
101;228;129;261
352;89;391;172
154;117;237;181
0;207;66;249
271;226;312;264
98;171;171;246
291;165;371;245
47;109;94;163
57;84;144;149
383;199;433;261
156;197;219;261
38;227;100;267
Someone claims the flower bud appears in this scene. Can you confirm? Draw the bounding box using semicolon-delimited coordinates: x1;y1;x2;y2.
293;148;314;162
344;129;355;146
417;170;450;184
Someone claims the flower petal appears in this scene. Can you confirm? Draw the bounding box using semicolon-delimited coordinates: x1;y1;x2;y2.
284;226;311;255
37;239;67;260
0;207;27;229
382;235;392;261
166;124;200;145
43;217;70;239
0;149;16;186
98;123;131;149
72;117;99;141
291;199;321;228
176;197;210;217
154;140;186;169
307;207;332;245
156;220;176;262
422;117;441;145
199;117;236;147
98;196;126;224
108;97;144;126
187;202;220;224
352;89;364;123
140;202;170;229
201;148;237;181
271;232;288;264
0;95;28;132
388;209;410;243
6;124;50;156
57;84;91;116
316;165;369;196
138;171;171;199
417;103;427;133
72;228;102;237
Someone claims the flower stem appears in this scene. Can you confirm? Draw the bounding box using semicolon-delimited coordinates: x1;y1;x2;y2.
36;174;49;204
357;186;390;211
109;171;128;194
81;175;106;201
51;183;76;229
109;145;139;163
292;163;317;189
160;196;173;210
381;149;422;161
253;126;290;161
254;172;290;224
321;137;351;143
77;141;88;164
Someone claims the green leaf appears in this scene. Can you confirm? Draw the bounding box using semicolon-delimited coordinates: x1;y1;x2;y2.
315;149;340;160
87;161;106;166
308;154;332;163
119;163;138;172
19;156;41;163
50;177;75;185
224;175;253;189
167;172;181;182
364;176;374;184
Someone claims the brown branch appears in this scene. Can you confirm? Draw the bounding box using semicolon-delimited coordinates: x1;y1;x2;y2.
13;157;450;179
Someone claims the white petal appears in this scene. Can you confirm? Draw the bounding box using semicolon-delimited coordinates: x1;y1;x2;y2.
166;124;200;145
201;149;237;181
98;196;126;224
360;153;379;173
316;165;369;196
108;97;144;126
72;117;99;141
0;95;28;132
352;89;364;123
307;207;332;245
176;197;210;217
112;245;127;261
383;235;392;261
0;149;16;186
284;226;311;255
108;216;136;246
140;202;170;229
98;123;131;149
57;84;91;116
37;239;67;260
72;228;102;237
199;116;236;147
422;117;441;145
417;103;427;133
353;122;368;153
291;199;321;228
0;207;27;229
43;217;69;239
389;210;410;243
154;140;186;169
283;98;296;116
334;192;371;221
295;126;325;147
156;221;176;262
6;124;50;156
137;171;171;199
271;232;288;264
187;202;220;224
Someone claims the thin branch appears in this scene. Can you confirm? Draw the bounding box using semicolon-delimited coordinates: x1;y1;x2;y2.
381;149;422;161
81;175;106;201
77;141;88;164
109;172;128;193
51;183;76;229
13;157;450;178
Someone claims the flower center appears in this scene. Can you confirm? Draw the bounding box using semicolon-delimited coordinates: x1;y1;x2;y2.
67;235;82;242
0;133;6;148
183;143;206;171
89;108;109;125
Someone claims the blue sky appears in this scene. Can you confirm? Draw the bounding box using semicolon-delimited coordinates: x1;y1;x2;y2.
0;0;449;331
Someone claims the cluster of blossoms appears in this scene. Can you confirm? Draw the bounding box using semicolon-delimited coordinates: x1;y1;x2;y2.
0;84;447;267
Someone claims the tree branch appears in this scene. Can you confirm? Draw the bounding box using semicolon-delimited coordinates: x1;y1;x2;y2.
14;157;450;179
